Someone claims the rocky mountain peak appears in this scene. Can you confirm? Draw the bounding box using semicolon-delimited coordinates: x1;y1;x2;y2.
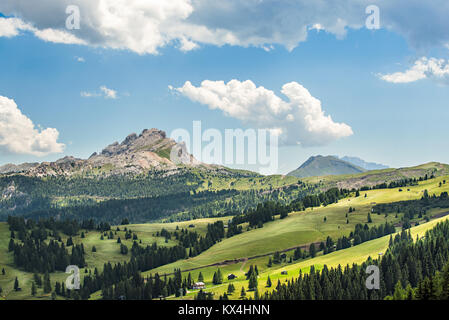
1;128;207;177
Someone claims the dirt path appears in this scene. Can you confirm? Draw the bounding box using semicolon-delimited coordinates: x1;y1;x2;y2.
239;258;248;272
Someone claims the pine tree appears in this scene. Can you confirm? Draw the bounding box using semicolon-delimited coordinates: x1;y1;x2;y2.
14;277;19;291
248;272;258;291
240;286;246;298
34;273;42;287
216;268;223;284
441;262;449;299
266;276;272;287
187;272;193;288
309;243;316;258
43;273;52;293
254;287;260;300
198;272;204;282
8;239;14;252
31;282;36;296
393;281;404;300
405;283;414;300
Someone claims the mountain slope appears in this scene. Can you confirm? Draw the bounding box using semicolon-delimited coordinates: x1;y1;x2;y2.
0;128;305;222
287;155;366;178
302;162;449;190
0;128;207;177
340;156;388;170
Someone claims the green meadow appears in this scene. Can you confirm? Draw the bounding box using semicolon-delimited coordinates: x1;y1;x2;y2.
146;175;449;277
1;174;448;300
169;210;449;300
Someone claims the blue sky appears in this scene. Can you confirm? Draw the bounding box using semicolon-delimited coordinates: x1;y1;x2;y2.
1;1;449;174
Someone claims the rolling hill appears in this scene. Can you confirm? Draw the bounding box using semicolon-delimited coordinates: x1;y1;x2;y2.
287;155;366;178
340;156;389;170
2;166;449;300
303;161;449;190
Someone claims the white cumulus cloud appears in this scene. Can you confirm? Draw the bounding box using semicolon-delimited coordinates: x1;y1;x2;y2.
0;96;65;156
1;1;449;54
0;16;85;45
379;57;449;84
173;80;353;147
0;17;32;37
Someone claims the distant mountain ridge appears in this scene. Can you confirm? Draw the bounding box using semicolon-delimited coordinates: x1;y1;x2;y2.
0;163;39;174
339;156;388;171
0;128;215;177
287;155;366;178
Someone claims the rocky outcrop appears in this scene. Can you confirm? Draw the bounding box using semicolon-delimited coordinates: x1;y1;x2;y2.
1;128;210;177
0;162;39;174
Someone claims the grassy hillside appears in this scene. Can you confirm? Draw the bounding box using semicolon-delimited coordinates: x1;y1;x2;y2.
0;216;226;300
145;174;449;278
288;155;365;178
2;172;449;300
168;210;449;300
303;162;449;190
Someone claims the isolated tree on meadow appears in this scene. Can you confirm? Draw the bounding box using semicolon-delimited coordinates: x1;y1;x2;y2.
14;277;19;291
266;276;272;287
31;282;36;296
240;286;246;298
